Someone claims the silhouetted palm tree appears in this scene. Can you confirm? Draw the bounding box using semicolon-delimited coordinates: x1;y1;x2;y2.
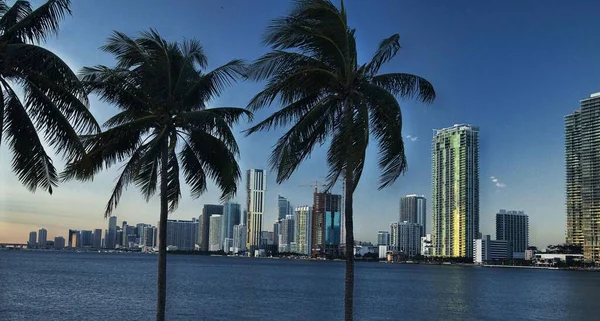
0;0;98;194
245;1;435;319
63;29;251;321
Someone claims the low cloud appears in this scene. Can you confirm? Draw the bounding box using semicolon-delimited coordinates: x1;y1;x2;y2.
406;135;418;142
490;176;507;188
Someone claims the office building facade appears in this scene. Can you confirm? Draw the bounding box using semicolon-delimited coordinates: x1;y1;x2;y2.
221;201;241;247
28;231;37;248
295;206;313;256
377;231;390;246
80;230;93;247
390;222;399;251
432;124;480;257
400;195;427;237
246;169;267;254
566;92;600;262
200;204;224;251
54;236;65;250
474;235;512;264
398;221;422;257
38;228;47;248
106;216;117;249
209;215;222;251
163;219;198;251
93;229;102;249
496;209;529;258
278;195;292;221
278;214;295;253
232;224;246;254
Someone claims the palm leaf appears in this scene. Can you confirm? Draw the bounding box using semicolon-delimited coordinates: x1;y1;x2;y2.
0;0;31;34
371;72;436;103
364;34;401;76
3;0;71;43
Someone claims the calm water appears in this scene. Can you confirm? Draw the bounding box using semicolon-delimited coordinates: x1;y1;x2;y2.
1;251;599;320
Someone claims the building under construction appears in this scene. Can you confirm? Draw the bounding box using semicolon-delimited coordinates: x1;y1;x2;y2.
311;189;342;258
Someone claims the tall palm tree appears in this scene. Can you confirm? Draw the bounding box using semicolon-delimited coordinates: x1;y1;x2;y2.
63;30;251;321
245;1;435;319
0;0;99;194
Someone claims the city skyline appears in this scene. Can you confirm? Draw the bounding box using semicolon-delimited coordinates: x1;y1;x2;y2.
3;1;600;247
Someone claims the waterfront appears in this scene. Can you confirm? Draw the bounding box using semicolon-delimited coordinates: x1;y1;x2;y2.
1;251;600;320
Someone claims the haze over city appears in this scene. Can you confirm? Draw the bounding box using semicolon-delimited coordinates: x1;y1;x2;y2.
3;0;600;247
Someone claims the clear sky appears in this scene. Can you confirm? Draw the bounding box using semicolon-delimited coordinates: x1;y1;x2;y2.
2;0;600;247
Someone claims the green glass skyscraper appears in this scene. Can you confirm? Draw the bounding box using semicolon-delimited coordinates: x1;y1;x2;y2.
432;124;480;258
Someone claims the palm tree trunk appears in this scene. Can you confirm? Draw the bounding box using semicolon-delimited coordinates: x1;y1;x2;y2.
344;170;355;321
156;140;169;321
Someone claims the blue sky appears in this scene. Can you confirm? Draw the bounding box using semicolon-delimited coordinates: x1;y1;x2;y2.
2;0;600;246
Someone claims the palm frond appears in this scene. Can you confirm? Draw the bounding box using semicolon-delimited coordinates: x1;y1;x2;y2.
100;31;151;69
245;94;320;135
2;80;58;194
0;85;5;148
371;72;436;103
4;0;71;43
180;59;247;108
364;34;401;76
362;83;407;189
80;65;149;112
132;130;166;201
179;107;253;129
179;140;208;198
247;50;331;81
0;0;32;35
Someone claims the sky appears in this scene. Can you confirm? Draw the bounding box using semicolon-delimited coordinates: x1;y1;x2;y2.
2;0;600;247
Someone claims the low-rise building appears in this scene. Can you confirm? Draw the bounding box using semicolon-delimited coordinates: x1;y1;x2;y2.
473;235;512;264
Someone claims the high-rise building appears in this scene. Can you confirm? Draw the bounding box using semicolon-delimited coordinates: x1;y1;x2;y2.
209;215;222;252
246;169;267;254
93;229;102;249
278;195;292;221
432;124;480;257
473;235;512;264
377;231;390;246
68;230;81;248
106;216;117;249
143;226;156;248
221;202;241;247
37;228;47;248
400;195;427;237
273;220;281;247
566;92;600;262
199;204;224;251
121;221;128;247
278;214;295;253
398;221;422;257
163;219;198;251
232;224;246;254
312;191;342;256
294;206;313;256
495;209;529;259
80;230;93;247
54;236;65;250
390;222;399;251
28;231;37;248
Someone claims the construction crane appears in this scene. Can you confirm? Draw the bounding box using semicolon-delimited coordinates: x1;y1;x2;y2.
298;180;327;194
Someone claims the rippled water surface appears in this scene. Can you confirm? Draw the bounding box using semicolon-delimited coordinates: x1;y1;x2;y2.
1;251;599;320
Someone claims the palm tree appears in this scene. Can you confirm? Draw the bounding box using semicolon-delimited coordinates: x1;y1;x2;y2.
63;29;251;321
0;0;99;194
245;1;435;319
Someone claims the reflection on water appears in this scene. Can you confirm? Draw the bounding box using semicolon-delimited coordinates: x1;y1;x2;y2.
1;252;600;321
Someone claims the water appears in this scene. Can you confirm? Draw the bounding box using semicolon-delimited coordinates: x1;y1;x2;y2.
1;251;599;320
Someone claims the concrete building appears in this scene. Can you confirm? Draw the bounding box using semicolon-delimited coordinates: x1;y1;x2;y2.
93;229;102;249
398;221;422;257
312;192;342;256
377;231;390;246
278;214;295;253
80;230;93;247
163;219;198;251
54;236;65;250
278;195;292;221
143;226;156;248
200;204;224;251
400;195;427;237
496;209;529;259
232;224;247;254
106;216;117;249
38;228;47;248
68;229;80;248
432;124;480;258
246;169;267;254
28;231;37;248
390;222;399;251
295;206;313;256
209;215;222;251
221;201;241;248
473;235;511;264
421;234;433;256
378;245;389;259
565;92;600;262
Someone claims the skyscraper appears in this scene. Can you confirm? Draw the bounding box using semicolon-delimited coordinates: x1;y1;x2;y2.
93;229;102;249
294;206;313;256
566;92;600;262
54;236;65;250
232;224;246;254
432;124;480;258
28;231;37;248
200;204;224;251
390;222;399;251
122;221;128;247
38;228;47;248
278;195;292;220
246;169;267;254
400;195;427;237
106;216;117;249
209;215;222;251
163;219;198;251
221;201;241;248
398;221;422;257
496;209;529;259
143;226;156;248
377;231;390;246
312;191;342;256
278;214;295;252
80;230;93;247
